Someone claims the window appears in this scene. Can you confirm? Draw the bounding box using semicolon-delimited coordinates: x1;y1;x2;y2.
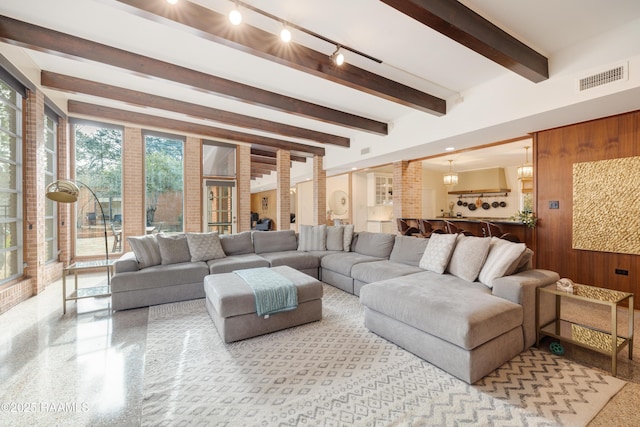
0;78;22;283
74;122;123;256
203;141;235;177
44;113;57;263
145;133;184;234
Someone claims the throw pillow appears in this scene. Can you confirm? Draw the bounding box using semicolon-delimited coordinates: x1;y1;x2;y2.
127;234;162;269
478;237;527;287
186;232;226;262
297;225;327;251
446;235;492;282
156;234;192;265
326;225;344;251
418;233;458;274
343;224;355;251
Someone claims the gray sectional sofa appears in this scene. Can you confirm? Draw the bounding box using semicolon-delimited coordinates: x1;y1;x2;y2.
111;227;558;383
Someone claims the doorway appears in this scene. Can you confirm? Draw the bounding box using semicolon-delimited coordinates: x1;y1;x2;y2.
204;180;236;234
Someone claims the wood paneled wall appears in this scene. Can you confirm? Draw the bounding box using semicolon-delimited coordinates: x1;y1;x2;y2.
535;110;640;309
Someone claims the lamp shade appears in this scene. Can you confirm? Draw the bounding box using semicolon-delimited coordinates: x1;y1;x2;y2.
46;180;80;203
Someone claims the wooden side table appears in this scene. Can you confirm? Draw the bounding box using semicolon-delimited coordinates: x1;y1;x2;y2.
62;260;114;314
536;282;634;376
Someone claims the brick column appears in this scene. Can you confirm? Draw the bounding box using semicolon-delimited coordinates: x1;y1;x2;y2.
183;137;201;232
393;161;422;230
276;149;291;230
122;127;144;250
313;155;326;225
236;145;251;232
23;89;46;294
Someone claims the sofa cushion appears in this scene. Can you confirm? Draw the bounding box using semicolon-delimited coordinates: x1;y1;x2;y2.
353;231;395;258
343;224;355;251
186;232;226;262
326;226;344;251
259;251;321;270
478;238;527;288
297;224;327;251
253;229;298;254
389;235;429;266
207;254;270;274
127;234;162;269
351;260;423;284
418;233;457;274
321;252;383;277
359;271;523;350
220;231;253;255
447;235;491;282
111;261;209;293
157;234;192;265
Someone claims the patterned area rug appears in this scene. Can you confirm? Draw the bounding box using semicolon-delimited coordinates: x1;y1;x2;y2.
143;285;624;426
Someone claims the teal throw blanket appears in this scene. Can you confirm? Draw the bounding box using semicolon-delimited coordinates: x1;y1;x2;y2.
233;267;298;317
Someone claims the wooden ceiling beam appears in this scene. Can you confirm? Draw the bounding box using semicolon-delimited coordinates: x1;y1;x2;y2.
68;101;325;156
251;148;307;163
111;0;446;116
0;15;387;135
380;0;548;83
252;164;277;173
42;71;350;147
251;156;277;166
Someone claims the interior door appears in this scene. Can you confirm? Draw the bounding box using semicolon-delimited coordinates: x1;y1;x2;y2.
204;180;236;234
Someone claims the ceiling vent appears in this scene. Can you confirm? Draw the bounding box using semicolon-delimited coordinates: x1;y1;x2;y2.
578;63;627;92
361;147;370;155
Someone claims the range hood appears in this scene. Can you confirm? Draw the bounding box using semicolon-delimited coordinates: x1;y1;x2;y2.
448;167;511;194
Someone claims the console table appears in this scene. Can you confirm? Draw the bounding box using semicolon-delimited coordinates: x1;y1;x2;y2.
536;283;634;376
62;260;115;314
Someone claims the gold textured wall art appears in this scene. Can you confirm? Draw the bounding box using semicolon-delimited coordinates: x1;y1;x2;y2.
572;156;640;255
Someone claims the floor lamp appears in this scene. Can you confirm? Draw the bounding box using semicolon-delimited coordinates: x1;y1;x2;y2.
45;179;111;287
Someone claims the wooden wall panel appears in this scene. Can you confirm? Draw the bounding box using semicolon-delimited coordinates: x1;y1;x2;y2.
535;110;640;309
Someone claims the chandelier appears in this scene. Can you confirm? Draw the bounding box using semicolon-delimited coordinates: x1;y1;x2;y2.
517;146;533;180
443;160;458;187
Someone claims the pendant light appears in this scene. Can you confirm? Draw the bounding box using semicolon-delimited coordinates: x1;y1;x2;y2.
517;146;533;180
443;160;458;187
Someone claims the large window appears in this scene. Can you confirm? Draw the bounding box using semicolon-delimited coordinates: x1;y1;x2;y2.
145;133;184;234
74;123;123;256
44;113;57;263
0;79;22;283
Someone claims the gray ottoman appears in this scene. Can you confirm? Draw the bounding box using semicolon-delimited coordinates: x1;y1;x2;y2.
204;265;323;343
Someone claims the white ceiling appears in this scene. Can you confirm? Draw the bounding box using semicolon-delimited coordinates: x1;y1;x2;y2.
2;0;640;180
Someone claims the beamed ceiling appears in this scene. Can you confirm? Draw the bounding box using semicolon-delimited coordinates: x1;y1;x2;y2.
1;0;639;183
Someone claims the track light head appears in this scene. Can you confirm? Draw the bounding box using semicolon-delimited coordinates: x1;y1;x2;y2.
229;8;242;25
166;0;178;4
280;26;291;43
331;46;344;66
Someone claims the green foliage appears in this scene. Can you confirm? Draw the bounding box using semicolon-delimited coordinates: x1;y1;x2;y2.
511;210;538;228
75;126;122;196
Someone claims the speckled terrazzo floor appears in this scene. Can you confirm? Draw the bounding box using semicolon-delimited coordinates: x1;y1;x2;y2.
0;273;638;426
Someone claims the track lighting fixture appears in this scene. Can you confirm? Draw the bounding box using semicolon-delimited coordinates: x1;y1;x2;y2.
331;46;344;66
166;0;178;4
280;26;291;43
223;0;381;64
229;3;242;25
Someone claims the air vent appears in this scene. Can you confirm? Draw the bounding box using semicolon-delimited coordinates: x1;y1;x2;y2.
578;64;627;92
361;147;370;155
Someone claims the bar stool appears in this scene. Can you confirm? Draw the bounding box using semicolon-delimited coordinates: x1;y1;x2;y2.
481;221;503;237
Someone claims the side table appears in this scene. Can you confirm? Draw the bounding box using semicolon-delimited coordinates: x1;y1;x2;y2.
536;282;634;376
62;260;115;314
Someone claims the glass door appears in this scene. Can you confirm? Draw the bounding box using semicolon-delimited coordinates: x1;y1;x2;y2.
204;180;236;234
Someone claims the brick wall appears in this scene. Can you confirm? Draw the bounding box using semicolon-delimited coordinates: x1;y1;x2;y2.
276;150;291;230
237;145;251;232
393;160;422;220
313;155;326;225
122;127;144;251
23;89;46;294
184;136;201;232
